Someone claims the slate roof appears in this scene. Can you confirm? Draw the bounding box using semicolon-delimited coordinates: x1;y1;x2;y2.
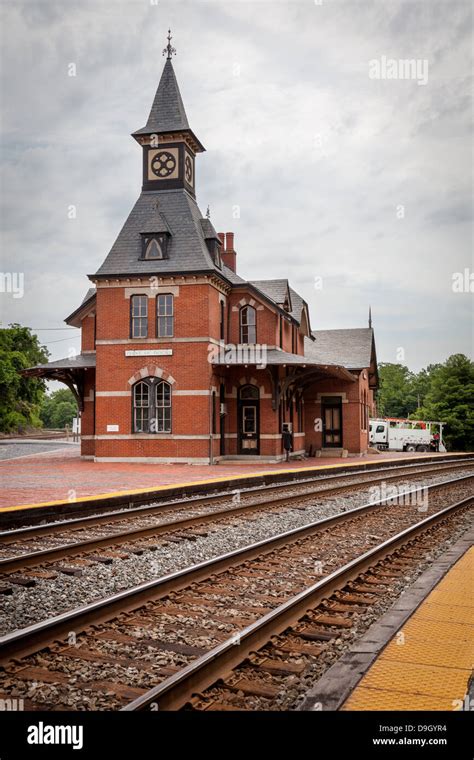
250;280;291;309
22;354;96;376
221;265;246;285
93;190;226;278
211;347;357;381
305;328;375;369
249;279;308;327
200;217;220;241
82;287;96;305
133;59;190;136
132;59;205;151
260;349;307;365
288;287;304;323
65;287;96;326
211;348;306;366
139;212;172;235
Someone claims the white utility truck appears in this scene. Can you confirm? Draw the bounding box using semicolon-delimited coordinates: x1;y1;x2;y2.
369;418;446;453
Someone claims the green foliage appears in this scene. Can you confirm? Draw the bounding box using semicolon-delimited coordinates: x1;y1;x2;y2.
377;364;418;417
417;355;474;451
0;325;49;432
376;355;474;451
40;389;78;429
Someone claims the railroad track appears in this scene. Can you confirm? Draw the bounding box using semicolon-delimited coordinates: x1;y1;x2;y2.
165;506;474;713
1;460;473;579
2;455;472;530
0;476;472;710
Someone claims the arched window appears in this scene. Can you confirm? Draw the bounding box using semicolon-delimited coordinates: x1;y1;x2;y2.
145;238;163;259
141;234;169;260
157;294;174;337
132;378;172;433
239;384;259;400
240;305;256;344
133;381;150;432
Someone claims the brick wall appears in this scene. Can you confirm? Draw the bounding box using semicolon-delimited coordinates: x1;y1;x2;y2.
78;276;373;461
81;313;95;352
303;371;371;454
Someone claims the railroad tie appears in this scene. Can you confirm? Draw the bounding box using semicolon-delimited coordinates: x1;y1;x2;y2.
3;575;36;587
252;657;306;677
222;677;280;699
308;613;354;628
269;638;325;657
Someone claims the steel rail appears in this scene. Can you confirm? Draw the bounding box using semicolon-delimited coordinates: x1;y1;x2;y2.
123;493;474;711
1;465;473;574
1;473;472;663
2;456;472;536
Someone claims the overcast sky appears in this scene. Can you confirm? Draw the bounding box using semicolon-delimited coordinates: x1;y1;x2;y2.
1;0;472;372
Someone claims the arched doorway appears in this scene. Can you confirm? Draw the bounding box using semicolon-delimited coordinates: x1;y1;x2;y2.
238;384;260;454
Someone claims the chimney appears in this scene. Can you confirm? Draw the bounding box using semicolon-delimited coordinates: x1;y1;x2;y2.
220;231;237;272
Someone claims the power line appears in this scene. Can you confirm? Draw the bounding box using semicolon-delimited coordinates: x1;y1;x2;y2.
29;328;80;331
43;336;81;344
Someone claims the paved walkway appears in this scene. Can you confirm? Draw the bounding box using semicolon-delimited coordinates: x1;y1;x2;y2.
342;547;474;711
0;443;450;510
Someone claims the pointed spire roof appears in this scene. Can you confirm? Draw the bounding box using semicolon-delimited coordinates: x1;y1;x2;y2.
132;43;205;151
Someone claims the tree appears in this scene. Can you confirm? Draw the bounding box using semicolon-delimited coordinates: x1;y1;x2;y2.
376;363;418;417
410;364;441;413
0;325;49;432
40;389;78;429
417;354;474;451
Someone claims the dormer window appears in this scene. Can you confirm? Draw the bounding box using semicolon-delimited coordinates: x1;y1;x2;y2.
206;238;221;269
141;233;169;260
146;238;162;259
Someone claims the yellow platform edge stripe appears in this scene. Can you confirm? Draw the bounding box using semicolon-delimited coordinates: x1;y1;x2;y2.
0;453;469;515
342;547;474;711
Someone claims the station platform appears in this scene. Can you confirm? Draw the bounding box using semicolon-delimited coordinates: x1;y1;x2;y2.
297;528;474;712
341;545;474;711
0;442;468;519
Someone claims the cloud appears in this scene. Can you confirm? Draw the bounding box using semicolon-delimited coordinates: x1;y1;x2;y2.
0;0;472;372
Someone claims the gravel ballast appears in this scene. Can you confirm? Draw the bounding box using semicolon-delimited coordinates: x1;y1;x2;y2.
1;470;472;635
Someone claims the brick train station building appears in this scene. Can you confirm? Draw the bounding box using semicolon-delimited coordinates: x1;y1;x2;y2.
24;39;378;464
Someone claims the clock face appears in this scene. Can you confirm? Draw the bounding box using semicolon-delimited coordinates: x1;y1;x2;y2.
151;150;177;178
184;154;193;184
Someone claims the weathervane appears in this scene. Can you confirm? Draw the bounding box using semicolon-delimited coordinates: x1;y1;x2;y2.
163;29;176;60
206;205;211;219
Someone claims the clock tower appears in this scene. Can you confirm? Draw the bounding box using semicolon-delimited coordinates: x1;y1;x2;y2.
132;31;205;196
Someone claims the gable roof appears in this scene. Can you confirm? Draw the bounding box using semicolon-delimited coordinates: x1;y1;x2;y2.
65;287;97;326
250;279;292;311
248;279;310;330
289;286;309;326
82;287;96;305
250;280;291;306
305;328;375;369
